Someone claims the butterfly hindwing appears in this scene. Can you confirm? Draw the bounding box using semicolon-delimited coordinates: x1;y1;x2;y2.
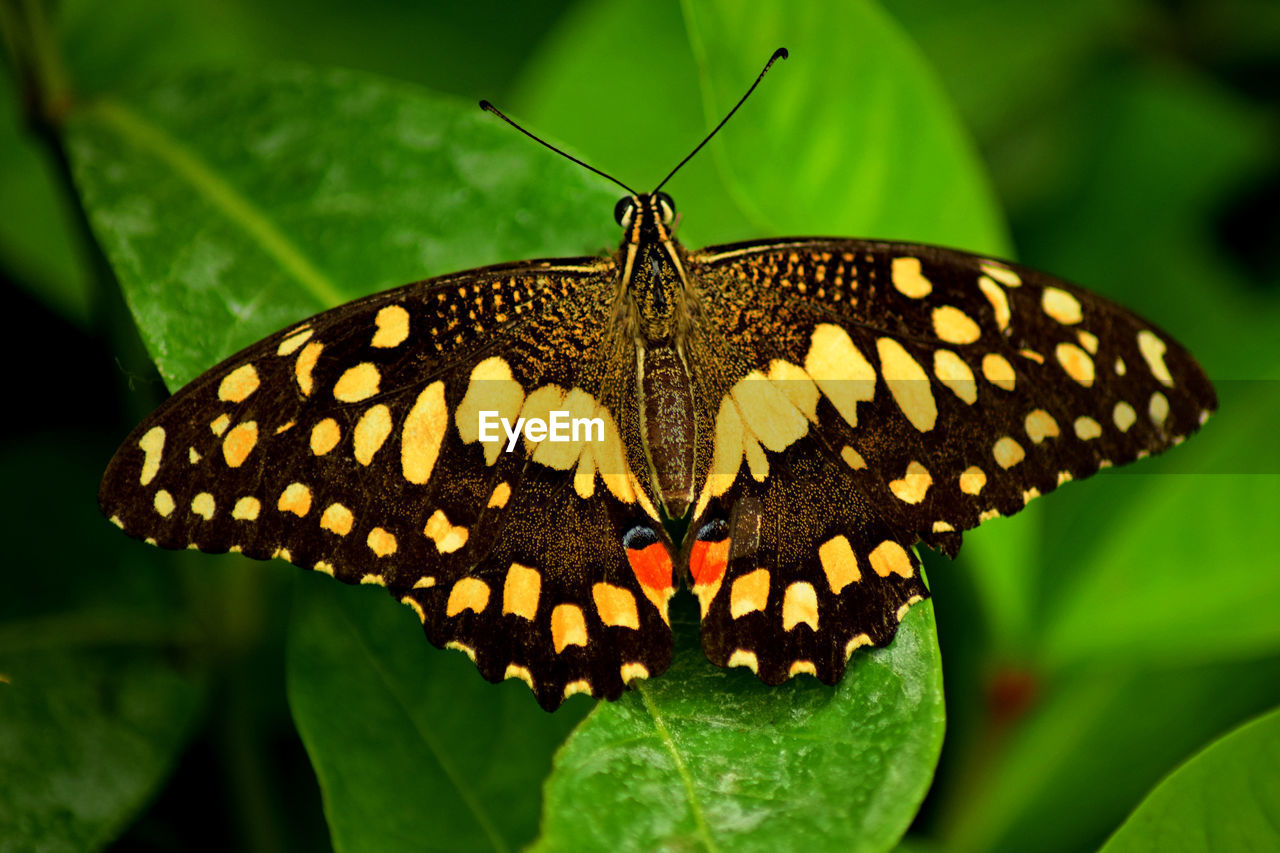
100;257;675;710
680;238;1215;678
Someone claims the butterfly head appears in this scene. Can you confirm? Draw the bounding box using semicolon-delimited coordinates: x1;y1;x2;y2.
615;192;677;245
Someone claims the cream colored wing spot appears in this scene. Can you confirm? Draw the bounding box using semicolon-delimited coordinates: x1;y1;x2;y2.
487;482;511;509
869;541;913;578
789;660;818;678
889;461;932;504
932;306;981;345
1024;409;1060;444
702;396;745;505
191;492;215;521
531;386;598;470
767;359;820;422
1074;416;1103;440
727;649;759;672
367;527;397;557
1022;487;1041;504
891;257;932;298
275;421;295;435
993;436;1026;469
413;576;436;589
896;595;925;622
621;662;650;683
502;563;540;620
333;363;381;403
1078;330;1099;354
593;407;649;512
402;381;448;485
982;353;1016;391
447;578;490;617
562;680;593;699
295;341;323;396
730;569;770;618
1057;471;1074;486
1137;330;1174;387
504;664;534;689
401;596;426;623
551;604;588;653
980;261;1021;287
455;356;525;465
222;421;259;468
592;583;640;630
840;446;867;470
153;489;175;517
1149;392;1170;425
232;496;260;520
371;305;410;349
314;561;335;577
1113;401;1137;432
353;404;393;465
1055;342;1095;386
218;363;260;403
1115;357;1127;376
933;521;954;533
804;323;876;428
845;634;873;660
979;508;1001;521
210;414;231;436
320;502;353;535
1020;349;1045;364
818;534;861;593
934;349;977;404
573;447;596;499
277;482;312;516
978;276;1011;331
1042;287;1083;325
959;466;987;495
517;384;566;455
138;426;165;486
730;370;809;453
447;641;477;662
360;573;386;586
277;326;313;356
423;509;469;554
188;447;200;464
781;582;819;631
877;338;937;432
310;418;341;456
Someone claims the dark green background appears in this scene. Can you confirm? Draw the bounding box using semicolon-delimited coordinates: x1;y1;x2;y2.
2;1;1278;851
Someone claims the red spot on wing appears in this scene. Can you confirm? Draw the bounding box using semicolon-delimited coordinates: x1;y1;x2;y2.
626;542;672;592
689;538;730;587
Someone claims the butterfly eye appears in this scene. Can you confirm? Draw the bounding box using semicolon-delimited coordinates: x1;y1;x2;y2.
614;197;636;229
655;192;676;225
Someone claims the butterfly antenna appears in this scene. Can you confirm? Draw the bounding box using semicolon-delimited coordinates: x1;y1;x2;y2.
652;47;788;194
479;100;639;195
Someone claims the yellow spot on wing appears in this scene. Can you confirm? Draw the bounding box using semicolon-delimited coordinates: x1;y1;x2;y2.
333;363;380;403
502;564;540;620
487;482;511;509
455;357;524;464
1078;330;1099;354
277;327;313;356
978;276;1010;330
1113;401;1137;432
840;445;867;470
191;492;215;520
877;338;937;431
804;324;876;428
934;350;977;404
869;541;913;578
210;414;230;436
371;304;410;348
423;509;468;554
447;578;490;617
295;341;323;396
218;363;260;403
959;466;986;495
818;535;861;593
153;489;175;517
551;604;588;653
891;257;932;298
353;404;393;465
1137;330;1174;387
562;680;592;699
730;569;770;618
277;483;311;516
889;461;932;504
767;359;820;422
789;660;817;678
310;418;340;455
222;421;258;468
993;436;1026;468
932;306;981;344
727;649;759;672
980;261;1021;287
1024;409;1060;444
731;371;808;452
845;634;872;659
232;496;260;520
982;353;1016;391
593;583;640;630
366;527;397;557
401;381;447;484
1149;392;1170;425
1042;287;1082;324
1055;342;1095;386
620;662;649;683
138;426;165;486
1074;416;1102;440
320;503;353;535
782;581;819;631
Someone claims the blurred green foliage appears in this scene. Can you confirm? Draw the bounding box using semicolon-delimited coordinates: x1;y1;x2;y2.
1;0;1277;851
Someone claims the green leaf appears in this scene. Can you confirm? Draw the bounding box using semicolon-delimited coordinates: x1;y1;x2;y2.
288;574;585;853
1101;706;1280;852
536;602;944;853
65;64;618;389
0;438;205;851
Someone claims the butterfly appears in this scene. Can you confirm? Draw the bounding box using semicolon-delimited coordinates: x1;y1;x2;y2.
99;49;1216;710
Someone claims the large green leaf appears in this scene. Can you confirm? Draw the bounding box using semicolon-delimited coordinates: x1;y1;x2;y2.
536;602;944;853
0;439;205;852
1100;706;1280;852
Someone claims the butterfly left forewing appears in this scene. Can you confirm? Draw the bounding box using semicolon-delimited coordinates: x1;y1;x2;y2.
681;238;1215;681
100;258;675;709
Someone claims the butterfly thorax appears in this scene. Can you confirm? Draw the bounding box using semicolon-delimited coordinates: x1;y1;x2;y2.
617;193;698;518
